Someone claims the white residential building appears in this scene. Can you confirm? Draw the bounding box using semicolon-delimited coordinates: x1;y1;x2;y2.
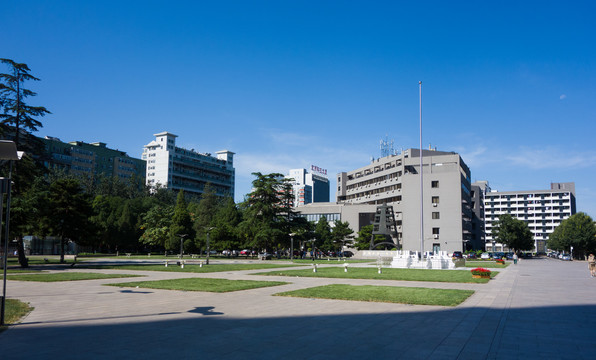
142;132;235;198
483;182;576;254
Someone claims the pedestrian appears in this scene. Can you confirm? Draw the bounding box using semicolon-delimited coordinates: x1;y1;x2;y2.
588;254;596;277
513;253;518;265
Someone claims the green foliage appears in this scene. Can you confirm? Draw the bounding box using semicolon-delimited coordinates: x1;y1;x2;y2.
45;177;94;262
331;220;354;250
353;225;385;250
239;172;293;251
315;216;332;250
168;190;195;251
491;214;534;251
0;58;50;148
548;212;596;258
139;204;174;248
2;299;33;329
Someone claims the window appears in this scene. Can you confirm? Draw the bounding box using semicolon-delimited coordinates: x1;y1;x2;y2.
432;212;440;219
431;180;439;188
432;196;439;204
432;228;440;235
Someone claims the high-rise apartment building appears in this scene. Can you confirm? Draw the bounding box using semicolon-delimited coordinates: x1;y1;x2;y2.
336;148;473;254
142;132;235;198
42;136;145;181
287;167;330;206
483;182;576;254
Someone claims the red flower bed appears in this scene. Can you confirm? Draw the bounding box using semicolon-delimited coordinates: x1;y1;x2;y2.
471;267;491;276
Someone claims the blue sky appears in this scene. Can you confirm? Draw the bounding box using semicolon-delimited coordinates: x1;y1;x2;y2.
3;1;596;216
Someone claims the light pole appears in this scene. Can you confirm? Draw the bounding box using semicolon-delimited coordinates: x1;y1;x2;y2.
1;141;22;326
289;233;295;261
177;233;187;259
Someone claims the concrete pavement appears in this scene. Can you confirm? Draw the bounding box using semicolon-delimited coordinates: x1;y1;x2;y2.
1;257;595;359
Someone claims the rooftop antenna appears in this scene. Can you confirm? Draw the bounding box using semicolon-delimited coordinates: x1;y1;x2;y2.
380;135;396;158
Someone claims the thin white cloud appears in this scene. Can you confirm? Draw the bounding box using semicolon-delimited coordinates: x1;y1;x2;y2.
560;94;567;100
506;147;596;170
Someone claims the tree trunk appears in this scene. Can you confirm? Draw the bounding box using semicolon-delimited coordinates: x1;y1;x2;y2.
60;236;65;263
16;236;28;268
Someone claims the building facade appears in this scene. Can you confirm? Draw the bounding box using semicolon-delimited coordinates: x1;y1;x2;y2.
483;182;576;254
142;132;235;198
286;167;330;206
42;136;146;181
336;148;473;254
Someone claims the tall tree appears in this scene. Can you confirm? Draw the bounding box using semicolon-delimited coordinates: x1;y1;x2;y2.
491;214;534;252
0;58;50;149
239;172;288;251
169;190;195;253
548;212;596;259
331;220;354;253
46;178;94;263
0;59;50;266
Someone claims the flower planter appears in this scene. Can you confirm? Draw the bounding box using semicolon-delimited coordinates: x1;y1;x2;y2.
472;274;491;279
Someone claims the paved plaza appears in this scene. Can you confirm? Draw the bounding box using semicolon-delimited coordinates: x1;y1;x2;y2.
1;257;596;359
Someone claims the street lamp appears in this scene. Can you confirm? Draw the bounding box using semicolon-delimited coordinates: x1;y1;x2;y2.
1;140;22;326
289;233;295;261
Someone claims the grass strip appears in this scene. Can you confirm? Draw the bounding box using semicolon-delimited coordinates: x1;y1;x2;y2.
258;267;497;283
291;259;373;264
275;284;474;306
7;272;142;282
81;263;301;273
1;299;34;331
107;277;288;293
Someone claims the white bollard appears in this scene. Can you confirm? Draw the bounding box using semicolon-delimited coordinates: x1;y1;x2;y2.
181;261;185;269
200;262;203;268
164;261;168;267
344;264;348;272
313;264;317;273
378;267;382;274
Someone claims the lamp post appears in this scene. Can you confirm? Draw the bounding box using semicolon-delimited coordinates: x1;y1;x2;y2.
289;233;295;261
1;140;22;326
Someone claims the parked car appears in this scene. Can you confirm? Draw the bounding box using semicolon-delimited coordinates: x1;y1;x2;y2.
561;254;572;261
481;252;491;260
342;251;354;258
259;252;273;260
240;249;251;256
466;253;477;259
452;251;463;259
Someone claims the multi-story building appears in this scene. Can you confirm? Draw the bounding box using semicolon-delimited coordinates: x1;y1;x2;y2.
332;148;473;254
42;136;146;181
142;131;235;198
470;181;491;251
483;182;576;254
286;167;330;206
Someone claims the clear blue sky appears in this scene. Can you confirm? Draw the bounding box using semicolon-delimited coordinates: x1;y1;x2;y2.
3;1;595;216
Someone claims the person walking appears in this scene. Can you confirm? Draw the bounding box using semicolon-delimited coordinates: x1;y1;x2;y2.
588;254;596;277
513;253;518;265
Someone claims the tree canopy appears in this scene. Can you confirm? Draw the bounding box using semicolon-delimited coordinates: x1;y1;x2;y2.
548;212;596;259
491;214;534;252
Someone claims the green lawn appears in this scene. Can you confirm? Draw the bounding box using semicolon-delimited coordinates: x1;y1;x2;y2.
108;277;288;293
1;299;33;331
258;267;497;283
291;259;373;264
275;284;474;306
7;272;143;282
80;263;301;273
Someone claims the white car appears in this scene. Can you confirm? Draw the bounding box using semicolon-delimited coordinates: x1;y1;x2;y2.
481;253;491;260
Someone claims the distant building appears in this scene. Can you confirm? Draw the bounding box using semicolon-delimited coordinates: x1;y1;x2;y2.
142;131;235;198
41;136;145;181
483;182;576;254
336;148;473;254
286;167;330;206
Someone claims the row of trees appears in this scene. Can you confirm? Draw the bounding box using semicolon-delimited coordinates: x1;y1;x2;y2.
490;213;596;259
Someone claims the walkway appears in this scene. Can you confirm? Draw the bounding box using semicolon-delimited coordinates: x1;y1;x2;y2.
1;257;595;359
